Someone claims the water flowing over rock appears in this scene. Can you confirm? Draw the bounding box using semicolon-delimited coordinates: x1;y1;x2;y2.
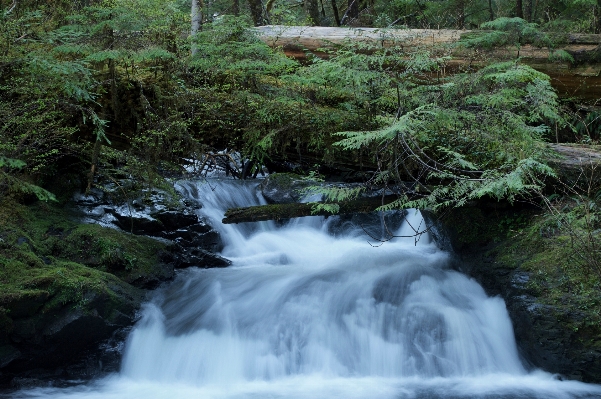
72;183;229;270
439;206;601;383
9;179;601;399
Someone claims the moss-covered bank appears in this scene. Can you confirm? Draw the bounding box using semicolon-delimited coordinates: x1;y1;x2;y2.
0;198;173;386
442;204;601;382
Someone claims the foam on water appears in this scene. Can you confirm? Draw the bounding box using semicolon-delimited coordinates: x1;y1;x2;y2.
11;180;601;399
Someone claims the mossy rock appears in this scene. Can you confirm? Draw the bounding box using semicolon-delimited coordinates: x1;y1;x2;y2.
443;203;601;382
0;198;172;374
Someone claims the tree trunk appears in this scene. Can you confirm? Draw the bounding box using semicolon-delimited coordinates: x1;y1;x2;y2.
306;0;321;25
256;26;601;101
331;0;341;26
4;0;17;15
597;0;601;34
516;0;524;19
191;0;202;55
524;0;533;22
86;139;102;194
456;0;465;28
347;0;358;23
248;0;265;26
488;0;494;21
266;0;276;20
233;0;239;16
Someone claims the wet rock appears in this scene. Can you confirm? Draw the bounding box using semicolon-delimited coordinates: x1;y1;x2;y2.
0;179;232;387
162;245;231;269
109;211;165;235
152;211;198;231
72;185;224;255
260;173;315;204
0;346;21;368
0;281;144;382
188;222;214;234
2;291;49;319
444;210;601;383
433;203;601;383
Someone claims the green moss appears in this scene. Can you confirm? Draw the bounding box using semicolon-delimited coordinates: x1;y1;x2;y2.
444;201;601;348
265;173;304;190
442;205;535;251
493;212;601;342
0;198;161;330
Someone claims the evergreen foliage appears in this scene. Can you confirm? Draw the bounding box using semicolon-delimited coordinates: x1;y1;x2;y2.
0;0;595;212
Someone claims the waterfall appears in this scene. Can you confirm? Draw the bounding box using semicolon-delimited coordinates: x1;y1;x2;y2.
13;180;601;399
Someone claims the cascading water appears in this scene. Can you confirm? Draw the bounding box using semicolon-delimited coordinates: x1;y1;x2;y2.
12;180;601;399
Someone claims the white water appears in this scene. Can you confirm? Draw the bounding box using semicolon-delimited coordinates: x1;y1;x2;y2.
13;180;601;399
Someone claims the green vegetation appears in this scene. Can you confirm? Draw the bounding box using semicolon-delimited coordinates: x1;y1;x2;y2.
1;0;601;373
0;199;165;326
497;208;601;342
441;201;601;347
1;0;597;210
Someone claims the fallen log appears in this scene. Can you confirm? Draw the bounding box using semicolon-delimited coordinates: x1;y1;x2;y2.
548;143;601;190
256;25;601;100
222;195;398;224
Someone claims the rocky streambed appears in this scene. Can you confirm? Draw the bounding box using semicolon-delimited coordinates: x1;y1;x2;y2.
1;169;600;391
0;180;229;390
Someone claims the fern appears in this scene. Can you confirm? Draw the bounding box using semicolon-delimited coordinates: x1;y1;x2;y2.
0;157;26;169
311;203;340;215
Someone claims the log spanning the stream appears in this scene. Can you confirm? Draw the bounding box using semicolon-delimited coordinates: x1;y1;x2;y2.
222;195;398;224
256;25;601;100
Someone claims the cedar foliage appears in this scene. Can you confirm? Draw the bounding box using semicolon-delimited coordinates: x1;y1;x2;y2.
0;0;594;212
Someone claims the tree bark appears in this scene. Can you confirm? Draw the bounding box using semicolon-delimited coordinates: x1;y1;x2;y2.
488;0;494;22
515;0;524;19
256;26;601;101
86;139;102;194
191;0;203;55
223;195;399;224
331;0;341;26
345;0;359;24
456;0;465;28
4;0;17;15
233;0;240;16
306;0;321;25
524;0;533;22
248;0;265;26
597;0;601;34
266;0;276;18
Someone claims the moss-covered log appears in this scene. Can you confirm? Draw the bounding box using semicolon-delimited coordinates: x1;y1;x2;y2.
222;195;398;224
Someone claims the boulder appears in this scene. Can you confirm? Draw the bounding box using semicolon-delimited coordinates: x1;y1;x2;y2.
161;245;231;269
0;277;144;386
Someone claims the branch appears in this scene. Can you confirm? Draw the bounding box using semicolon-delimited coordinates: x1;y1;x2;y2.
4;0;17;16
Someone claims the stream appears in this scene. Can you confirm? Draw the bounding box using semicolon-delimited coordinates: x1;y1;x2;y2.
12;180;601;399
